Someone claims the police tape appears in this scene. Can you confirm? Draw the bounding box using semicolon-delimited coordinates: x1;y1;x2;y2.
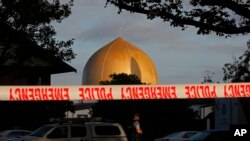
0;83;250;101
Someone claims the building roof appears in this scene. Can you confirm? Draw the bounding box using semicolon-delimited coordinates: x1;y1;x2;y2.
0;25;76;75
1;46;76;74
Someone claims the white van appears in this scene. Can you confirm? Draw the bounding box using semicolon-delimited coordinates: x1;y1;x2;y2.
21;121;127;141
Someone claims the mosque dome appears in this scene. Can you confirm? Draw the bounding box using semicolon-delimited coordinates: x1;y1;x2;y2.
82;37;158;85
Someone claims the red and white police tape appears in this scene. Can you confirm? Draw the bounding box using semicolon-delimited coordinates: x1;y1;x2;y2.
0;83;250;101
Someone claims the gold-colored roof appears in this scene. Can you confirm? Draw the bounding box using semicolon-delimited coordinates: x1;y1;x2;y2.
82;37;158;85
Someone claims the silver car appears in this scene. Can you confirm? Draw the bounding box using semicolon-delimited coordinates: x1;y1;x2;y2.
187;130;233;141
0;130;32;141
21;122;127;141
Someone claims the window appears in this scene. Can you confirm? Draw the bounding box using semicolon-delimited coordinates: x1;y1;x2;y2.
71;126;86;137
182;132;198;138
31;126;54;137
95;126;121;135
47;127;68;138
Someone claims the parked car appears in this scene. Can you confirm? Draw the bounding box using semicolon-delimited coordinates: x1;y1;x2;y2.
187;130;233;141
0;130;32;141
20;120;127;141
154;131;200;141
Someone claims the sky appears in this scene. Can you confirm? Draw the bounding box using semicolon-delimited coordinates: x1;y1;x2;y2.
51;0;250;85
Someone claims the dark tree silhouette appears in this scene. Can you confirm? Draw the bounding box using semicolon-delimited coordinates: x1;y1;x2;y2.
0;0;75;64
105;0;250;37
0;0;76;130
223;40;250;82
99;73;146;85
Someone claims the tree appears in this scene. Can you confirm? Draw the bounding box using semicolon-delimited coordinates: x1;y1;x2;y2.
105;0;250;37
0;0;75;63
223;40;250;82
99;73;146;85
0;0;76;130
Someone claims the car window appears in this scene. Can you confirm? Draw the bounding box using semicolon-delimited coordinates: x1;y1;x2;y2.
182;132;198;138
71;126;86;137
189;132;210;140
166;132;180;137
95;125;121;135
31;126;54;137
47;127;68;139
21;131;31;136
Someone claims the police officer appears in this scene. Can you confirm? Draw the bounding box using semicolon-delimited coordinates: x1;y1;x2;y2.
131;114;143;141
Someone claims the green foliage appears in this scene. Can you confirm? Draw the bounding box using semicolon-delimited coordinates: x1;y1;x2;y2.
99;73;146;85
223;40;250;82
106;0;250;37
0;0;75;62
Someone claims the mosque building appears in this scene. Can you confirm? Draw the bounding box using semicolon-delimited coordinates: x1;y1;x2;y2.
68;37;159;118
82;37;158;85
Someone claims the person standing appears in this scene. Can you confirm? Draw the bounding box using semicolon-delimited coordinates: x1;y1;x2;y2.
131;114;143;141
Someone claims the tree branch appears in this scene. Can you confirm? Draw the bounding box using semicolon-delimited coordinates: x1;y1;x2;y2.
114;2;250;35
199;0;250;19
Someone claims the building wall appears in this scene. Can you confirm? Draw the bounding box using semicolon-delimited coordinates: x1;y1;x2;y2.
215;98;248;130
66;109;91;118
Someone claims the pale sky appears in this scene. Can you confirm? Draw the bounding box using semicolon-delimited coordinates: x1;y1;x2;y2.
51;0;249;85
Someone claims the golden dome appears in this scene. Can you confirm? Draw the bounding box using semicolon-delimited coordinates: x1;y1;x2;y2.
82;37;158;85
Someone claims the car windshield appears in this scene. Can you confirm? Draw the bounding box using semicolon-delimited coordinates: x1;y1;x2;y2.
30;126;54;137
182;132;199;138
166;132;180;137
189;132;210;140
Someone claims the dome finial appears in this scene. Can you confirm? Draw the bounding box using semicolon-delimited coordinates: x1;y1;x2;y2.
117;26;123;37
